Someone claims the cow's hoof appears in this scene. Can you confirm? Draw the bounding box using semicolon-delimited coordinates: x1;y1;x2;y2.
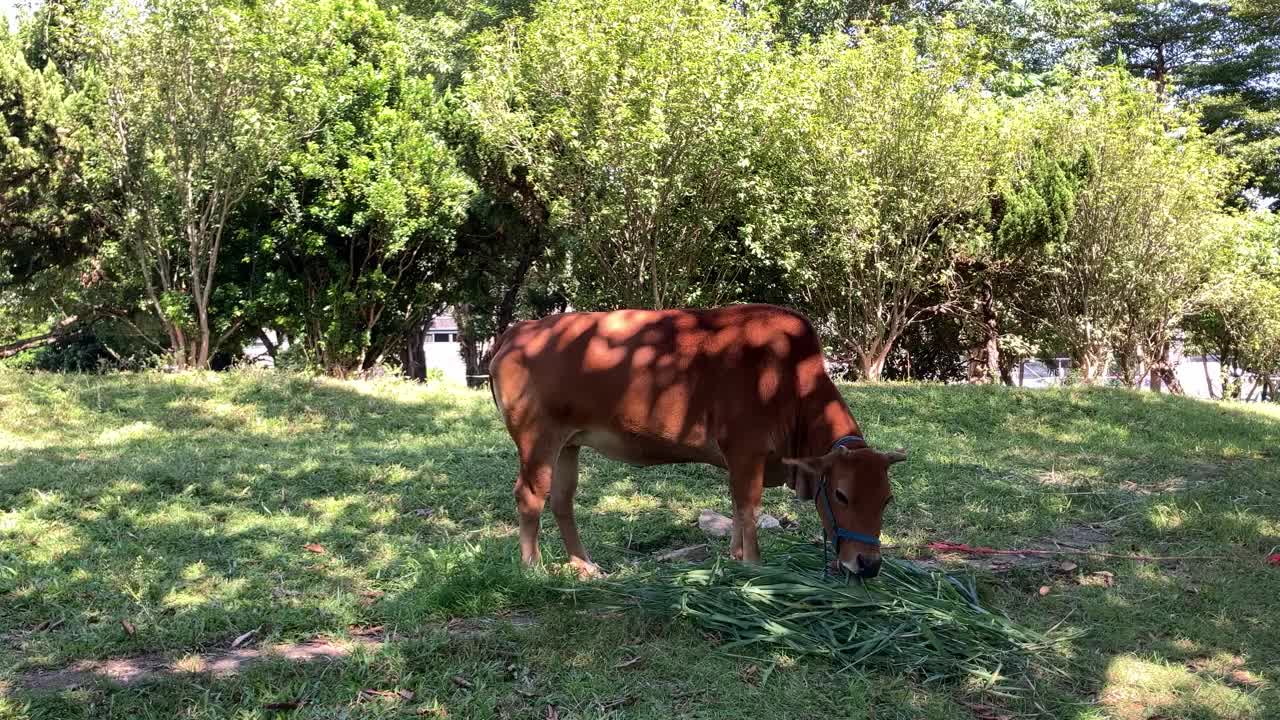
570;560;606;580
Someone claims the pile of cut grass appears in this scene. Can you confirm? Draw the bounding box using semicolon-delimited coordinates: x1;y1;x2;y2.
582;537;1076;694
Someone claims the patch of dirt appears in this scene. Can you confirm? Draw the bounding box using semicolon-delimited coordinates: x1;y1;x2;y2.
445;612;538;641
1041;461;1229;496
19;635;383;693
21;615;545;694
1046;524;1111;549
1186;655;1268;689
916;523;1112;573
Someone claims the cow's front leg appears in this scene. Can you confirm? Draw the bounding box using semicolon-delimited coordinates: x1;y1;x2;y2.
728;457;765;563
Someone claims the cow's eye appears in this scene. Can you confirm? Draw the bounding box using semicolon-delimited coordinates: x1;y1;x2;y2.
834;489;849;505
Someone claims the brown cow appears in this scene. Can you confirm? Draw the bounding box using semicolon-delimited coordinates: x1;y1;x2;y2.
488;304;906;578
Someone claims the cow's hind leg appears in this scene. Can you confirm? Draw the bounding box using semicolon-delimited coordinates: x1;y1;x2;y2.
514;434;565;568
551;445;601;578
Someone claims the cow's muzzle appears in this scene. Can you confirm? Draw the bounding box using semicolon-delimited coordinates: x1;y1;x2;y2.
842;552;882;579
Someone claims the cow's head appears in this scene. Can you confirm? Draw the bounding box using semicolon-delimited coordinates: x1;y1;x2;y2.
783;446;906;578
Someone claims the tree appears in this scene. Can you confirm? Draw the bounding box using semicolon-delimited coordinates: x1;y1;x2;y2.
447;185;564;386
1098;0;1224;100
83;0;294;369
1189;212;1280;398
768;0;1107;73
1097;0;1280;199
1;24;118;361
1;27;92;287
780;23;1004;380
21;0;96;82
246;0;474;377
955;136;1085;385
1025;67;1232;384
463;0;787;311
393;0;537;87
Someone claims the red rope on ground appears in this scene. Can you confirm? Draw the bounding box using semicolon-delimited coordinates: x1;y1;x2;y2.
924;541;1229;563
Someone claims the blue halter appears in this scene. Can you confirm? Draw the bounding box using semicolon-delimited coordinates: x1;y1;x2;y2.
816;435;881;575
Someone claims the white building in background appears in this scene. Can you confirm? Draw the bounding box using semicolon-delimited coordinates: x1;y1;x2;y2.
242;312;470;383
421;313;467;383
242;330;286;367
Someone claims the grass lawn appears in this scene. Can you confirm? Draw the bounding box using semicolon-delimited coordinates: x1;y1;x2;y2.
1;369;1278;719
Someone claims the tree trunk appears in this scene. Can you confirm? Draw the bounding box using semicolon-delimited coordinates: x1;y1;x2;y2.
195;306;211;370
1202;354;1216;399
1154;42;1168;101
1149;341;1183;395
1156;364;1183;395
164;322;189;370
455;304;492;389
980;277;1000;383
1219;345;1235;399
1114;344;1145;388
461;338;485;388
399;318;430;381
858;345;891;382
1018;361;1025;387
998;354;1015;386
257;330;279;361
1076;345;1109;385
1148;337;1168;393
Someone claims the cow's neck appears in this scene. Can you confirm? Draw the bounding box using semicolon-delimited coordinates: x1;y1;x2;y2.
798;376;864;457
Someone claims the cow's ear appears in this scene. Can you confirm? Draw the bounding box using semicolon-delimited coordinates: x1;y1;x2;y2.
782;448;848;499
781;447;847;477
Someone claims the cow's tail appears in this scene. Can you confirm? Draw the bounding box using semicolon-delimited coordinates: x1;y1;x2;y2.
487;325;515;416
488;373;503;417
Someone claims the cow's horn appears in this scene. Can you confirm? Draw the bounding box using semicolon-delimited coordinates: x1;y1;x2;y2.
884;448;908;464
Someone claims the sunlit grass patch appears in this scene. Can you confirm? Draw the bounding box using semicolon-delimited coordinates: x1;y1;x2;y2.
1101;655;1265;720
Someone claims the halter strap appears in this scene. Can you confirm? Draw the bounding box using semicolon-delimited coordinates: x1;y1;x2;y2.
831;434;865;450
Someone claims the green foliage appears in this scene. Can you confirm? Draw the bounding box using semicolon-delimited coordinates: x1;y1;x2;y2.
592;535;1073;692
20;0;96;82
27;325;161;371
1195;213;1280;376
995;143;1083;259
0;29;92;286
464;0;787;310
779;22;1005;379
3;0;1274;388
1014;66;1234;382
250;0;474;375
80;0;300;369
1098;0;1280;198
